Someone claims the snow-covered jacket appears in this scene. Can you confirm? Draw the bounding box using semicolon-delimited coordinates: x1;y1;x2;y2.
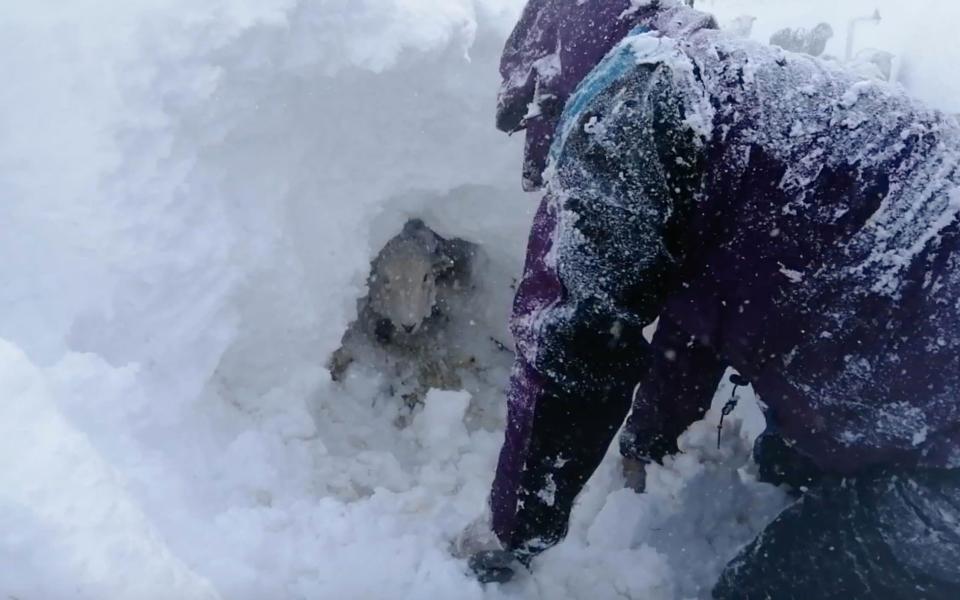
491;1;960;558
496;0;715;190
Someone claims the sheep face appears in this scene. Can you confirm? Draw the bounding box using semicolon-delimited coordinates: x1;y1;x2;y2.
369;236;441;336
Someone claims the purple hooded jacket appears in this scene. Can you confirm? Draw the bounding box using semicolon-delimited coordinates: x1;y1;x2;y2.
497;0;713;190
491;0;960;559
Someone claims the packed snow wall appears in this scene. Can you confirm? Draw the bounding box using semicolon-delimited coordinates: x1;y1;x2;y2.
0;1;534;597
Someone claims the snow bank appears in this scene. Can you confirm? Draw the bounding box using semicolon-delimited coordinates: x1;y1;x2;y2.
0;341;218;600
2;1;536;597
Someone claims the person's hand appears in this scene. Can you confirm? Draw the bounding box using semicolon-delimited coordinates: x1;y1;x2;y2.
622;456;649;493
469;549;528;584
453;513;526;583
451;513;500;558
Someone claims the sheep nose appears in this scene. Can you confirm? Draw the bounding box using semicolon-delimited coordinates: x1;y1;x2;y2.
402;324;416;334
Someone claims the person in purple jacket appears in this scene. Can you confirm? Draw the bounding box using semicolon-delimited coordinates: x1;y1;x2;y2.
471;1;960;597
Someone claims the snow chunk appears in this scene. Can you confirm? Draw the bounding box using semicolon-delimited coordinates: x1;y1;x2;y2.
839;80;877;109
0;340;219;600
778;263;805;283
413;389;472;454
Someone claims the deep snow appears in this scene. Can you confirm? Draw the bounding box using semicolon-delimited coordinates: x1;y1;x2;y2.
1;1;958;599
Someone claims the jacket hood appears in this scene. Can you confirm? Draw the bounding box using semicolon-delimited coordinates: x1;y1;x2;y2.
497;0;716;190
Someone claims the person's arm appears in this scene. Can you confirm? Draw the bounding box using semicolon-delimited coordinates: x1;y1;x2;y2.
490;58;710;562
620;315;725;468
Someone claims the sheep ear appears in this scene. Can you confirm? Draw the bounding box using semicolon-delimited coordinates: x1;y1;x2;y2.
404;218;443;252
433;252;455;273
403;219;427;235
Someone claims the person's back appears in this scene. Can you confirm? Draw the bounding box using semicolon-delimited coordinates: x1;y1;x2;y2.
538;18;960;479
592;29;960;472
476;1;960;597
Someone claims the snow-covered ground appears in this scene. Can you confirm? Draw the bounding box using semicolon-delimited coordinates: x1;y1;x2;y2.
1;1;958;598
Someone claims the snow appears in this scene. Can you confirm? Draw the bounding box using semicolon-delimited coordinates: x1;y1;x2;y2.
2;1;958;599
778;264;805;283
0;341;219;600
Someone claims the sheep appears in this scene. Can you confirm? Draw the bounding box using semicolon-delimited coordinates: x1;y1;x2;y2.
770;23;834;57
364;219;459;339
329;219;487;417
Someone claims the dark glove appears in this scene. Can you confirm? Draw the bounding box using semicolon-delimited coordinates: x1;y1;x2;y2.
468;550;527;584
621;456;648;493
753;430;824;495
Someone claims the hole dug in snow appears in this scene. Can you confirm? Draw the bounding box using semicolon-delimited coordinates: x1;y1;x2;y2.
329;217;514;427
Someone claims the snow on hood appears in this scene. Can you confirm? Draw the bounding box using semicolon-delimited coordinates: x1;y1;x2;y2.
496;0;717;190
